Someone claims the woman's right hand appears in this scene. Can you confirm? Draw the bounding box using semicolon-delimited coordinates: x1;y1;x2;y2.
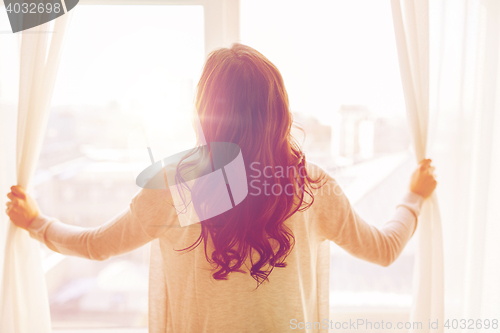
409;159;437;199
6;185;40;230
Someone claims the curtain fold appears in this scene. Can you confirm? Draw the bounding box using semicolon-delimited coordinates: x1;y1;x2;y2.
0;14;72;333
427;0;500;328
393;1;500;332
390;1;444;332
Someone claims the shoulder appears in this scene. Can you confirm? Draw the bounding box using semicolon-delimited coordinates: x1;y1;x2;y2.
303;160;348;206
304;160;335;184
300;161;353;242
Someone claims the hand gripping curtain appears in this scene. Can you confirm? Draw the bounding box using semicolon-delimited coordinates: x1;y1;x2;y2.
0;15;72;333
390;1;445;332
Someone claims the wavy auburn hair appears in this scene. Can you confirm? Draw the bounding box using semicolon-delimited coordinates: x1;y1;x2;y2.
176;43;324;286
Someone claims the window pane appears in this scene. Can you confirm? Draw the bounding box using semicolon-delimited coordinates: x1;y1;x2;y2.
241;0;414;312
35;5;204;328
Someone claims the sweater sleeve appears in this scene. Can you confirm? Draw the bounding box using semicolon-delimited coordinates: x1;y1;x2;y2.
26;188;179;261
313;175;424;267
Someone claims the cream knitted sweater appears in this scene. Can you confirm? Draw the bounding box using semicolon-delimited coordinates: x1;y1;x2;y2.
28;163;424;332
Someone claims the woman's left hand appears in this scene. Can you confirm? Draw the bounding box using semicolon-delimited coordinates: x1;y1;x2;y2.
6;185;40;230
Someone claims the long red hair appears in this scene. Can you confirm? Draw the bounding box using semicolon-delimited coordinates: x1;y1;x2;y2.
176;43;324;286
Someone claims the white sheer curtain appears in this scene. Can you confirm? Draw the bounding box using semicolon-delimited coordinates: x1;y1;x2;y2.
391;1;444;332
428;0;500;328
0;15;72;333
392;0;500;332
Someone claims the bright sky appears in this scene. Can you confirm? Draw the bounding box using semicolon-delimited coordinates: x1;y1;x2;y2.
51;1;405;129
50;6;205;155
241;0;406;122
52;5;204;108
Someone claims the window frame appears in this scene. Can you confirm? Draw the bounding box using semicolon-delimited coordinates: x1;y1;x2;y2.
48;1;412;331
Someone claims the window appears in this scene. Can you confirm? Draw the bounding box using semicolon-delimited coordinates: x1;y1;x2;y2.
36;0;414;329
241;0;414;323
35;4;204;329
